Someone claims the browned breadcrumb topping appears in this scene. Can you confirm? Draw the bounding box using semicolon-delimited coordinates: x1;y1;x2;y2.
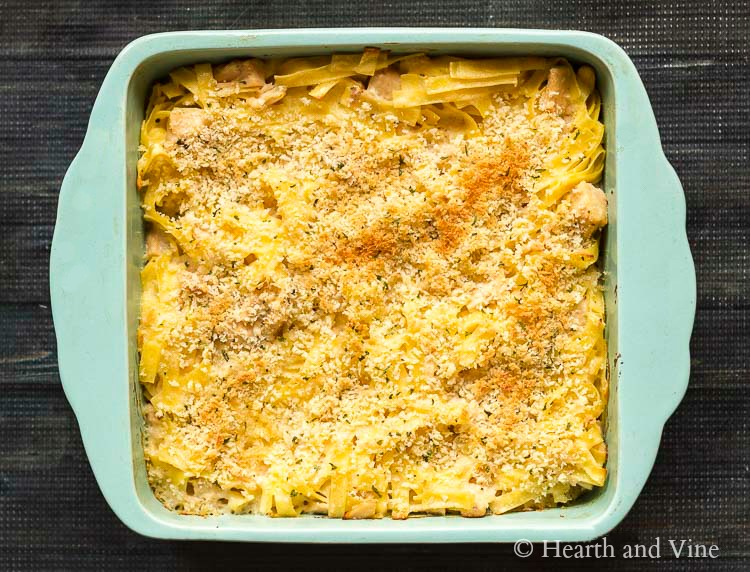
138;57;608;518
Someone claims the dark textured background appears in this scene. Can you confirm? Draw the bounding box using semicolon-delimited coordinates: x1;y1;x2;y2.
0;0;747;570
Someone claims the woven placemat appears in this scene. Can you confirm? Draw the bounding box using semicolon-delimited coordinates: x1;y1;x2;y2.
0;0;747;569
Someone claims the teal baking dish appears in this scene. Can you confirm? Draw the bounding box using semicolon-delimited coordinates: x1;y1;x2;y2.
50;28;695;542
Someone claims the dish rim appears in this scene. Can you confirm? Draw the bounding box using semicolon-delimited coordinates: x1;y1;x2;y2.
50;27;696;543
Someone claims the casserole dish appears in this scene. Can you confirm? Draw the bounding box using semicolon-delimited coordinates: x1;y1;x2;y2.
50;28;696;542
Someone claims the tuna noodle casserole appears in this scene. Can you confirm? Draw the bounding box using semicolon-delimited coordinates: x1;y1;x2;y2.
136;50;608;519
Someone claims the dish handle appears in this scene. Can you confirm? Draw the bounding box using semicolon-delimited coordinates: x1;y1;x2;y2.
50;128;140;526
652;156;696;419
51;143;125;404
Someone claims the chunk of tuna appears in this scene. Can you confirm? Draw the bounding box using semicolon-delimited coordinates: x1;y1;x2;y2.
167;107;208;140
145;228;174;257
254;84;287;107
567;182;608;234
366;67;401;101
214;59;266;87
460;506;488;517
539;66;577;119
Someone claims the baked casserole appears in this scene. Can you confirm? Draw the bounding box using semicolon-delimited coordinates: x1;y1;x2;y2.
136;50;608;519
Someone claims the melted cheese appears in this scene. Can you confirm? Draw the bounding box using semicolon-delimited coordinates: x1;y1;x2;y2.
137;52;608;519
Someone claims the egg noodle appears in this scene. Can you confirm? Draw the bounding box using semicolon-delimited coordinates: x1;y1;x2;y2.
137;49;608;519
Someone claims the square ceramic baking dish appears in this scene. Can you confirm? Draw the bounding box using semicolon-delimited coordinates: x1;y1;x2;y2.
50;28;695;542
